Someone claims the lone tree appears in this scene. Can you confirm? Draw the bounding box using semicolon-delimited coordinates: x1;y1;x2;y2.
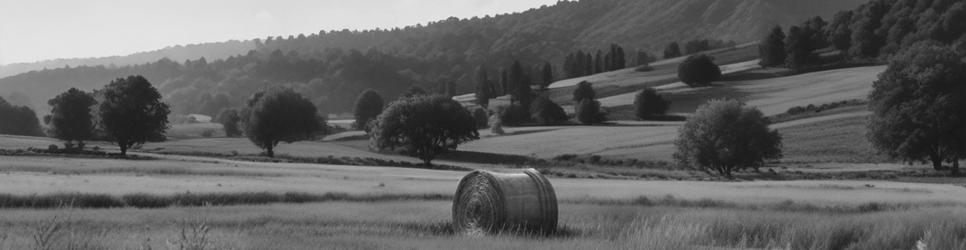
868;43;966;174
370;95;479;165
678;54;721;87
758;25;787;67
98;75;171;155
664;42;682;59
353;89;384;131
674;99;782;178
217;108;242;137
572;81;596;103
634;88;670;119
46;88;97;148
245;87;322;157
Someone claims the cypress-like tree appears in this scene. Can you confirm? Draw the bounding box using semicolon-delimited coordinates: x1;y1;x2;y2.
541;62;553;89
759;25;787;67
664;42;682;59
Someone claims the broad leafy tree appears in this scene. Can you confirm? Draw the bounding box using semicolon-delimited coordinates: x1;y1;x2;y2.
370;95;479;165
572;81;596;103
576;99;605;125
678;54;721;87
868;43;966;174
46;88;97;148
759;25;787;67
245;87;322;157
98;75;171;155
785;26;815;69
674;99;782;177
634;87;670;119
353;89;384;131
217;108;242;137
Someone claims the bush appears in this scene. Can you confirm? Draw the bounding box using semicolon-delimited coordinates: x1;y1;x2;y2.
489;114;505;135
370;95;480;165
576;99;605;125
529;96;568;125
201;129;215;138
674;99;782;177
678;54;721;87
634;88;670;119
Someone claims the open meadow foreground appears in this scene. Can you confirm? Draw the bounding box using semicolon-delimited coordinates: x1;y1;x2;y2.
3;0;966;249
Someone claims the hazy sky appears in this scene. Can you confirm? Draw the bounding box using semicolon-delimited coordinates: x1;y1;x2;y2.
0;0;557;65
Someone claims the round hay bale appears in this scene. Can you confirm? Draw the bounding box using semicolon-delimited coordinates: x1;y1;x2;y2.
452;168;557;235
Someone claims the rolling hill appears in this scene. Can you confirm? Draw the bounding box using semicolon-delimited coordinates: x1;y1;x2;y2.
0;0;868;114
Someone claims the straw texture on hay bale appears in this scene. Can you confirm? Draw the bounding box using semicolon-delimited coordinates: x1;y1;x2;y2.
452;168;558;235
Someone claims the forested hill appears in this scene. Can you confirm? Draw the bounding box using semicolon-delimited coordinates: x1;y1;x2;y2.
0;40;254;78
0;0;868;116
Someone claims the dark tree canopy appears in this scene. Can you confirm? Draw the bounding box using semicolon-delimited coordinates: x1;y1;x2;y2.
674;99;782;177
758;25;787;67
46;88;97;147
245;87;322;157
785;26;816;69
217;108;243;137
634;87;670;119
541;62;554;89
529;96;568;125
664;42;682;59
508;60;533;107
576;99;605;125
868;43;966;173
0;97;43;137
353;89;384;131
98;75;171;155
572;81;596;103
475;65;493;108
369;95;480;165
678;54;721;87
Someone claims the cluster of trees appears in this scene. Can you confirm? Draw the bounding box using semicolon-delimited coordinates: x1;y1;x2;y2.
761;0;966;68
474;60;549;110
562;44;627;78
43;76;171;155
663;39;737;59
0;96;43;136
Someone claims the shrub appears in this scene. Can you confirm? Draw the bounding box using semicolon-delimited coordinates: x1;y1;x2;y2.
678;54;721;87
674;99;782;177
201;129;215;138
489;114;505;135
370;95;480;165
245;87;322;157
529;96;568;125
353;89;384;131
634;88;670;119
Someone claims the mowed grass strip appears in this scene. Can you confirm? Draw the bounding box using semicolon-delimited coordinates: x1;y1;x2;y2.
0;192;451;209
